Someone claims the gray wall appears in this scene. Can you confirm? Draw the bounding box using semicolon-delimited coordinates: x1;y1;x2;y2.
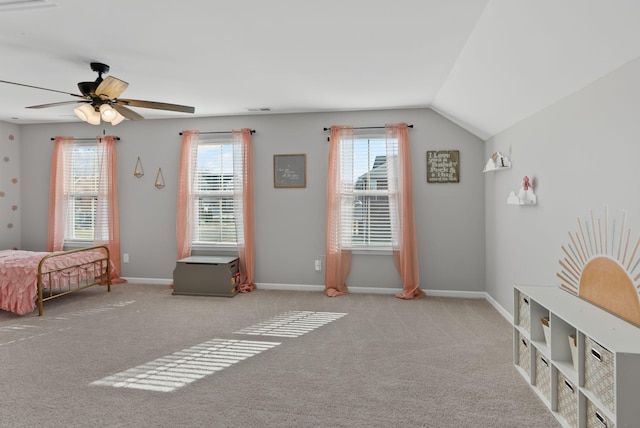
0;121;21;250
485;56;640;314
17;108;485;294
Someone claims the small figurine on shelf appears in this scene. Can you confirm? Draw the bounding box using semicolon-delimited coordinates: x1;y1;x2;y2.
508;175;537;205
483;151;511;172
518;176;531;201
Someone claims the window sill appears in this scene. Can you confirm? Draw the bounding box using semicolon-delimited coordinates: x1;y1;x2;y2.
63;240;93;250
191;243;238;255
351;248;393;256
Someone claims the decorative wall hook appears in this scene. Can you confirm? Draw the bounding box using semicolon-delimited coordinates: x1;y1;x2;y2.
155;168;165;189
134;156;144;178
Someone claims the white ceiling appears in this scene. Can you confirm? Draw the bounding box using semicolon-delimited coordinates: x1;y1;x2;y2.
0;0;639;140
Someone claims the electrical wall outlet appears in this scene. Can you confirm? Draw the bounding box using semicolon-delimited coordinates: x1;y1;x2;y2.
314;259;322;271
123;253;129;263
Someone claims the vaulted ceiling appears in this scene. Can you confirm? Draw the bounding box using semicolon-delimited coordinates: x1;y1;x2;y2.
0;0;639;140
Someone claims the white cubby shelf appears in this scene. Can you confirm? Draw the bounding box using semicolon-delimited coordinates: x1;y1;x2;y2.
513;284;640;428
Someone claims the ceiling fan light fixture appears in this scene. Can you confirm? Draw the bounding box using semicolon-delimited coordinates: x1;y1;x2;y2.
110;110;125;126
1;62;195;124
73;103;91;121
74;103;100;125
99;103;116;122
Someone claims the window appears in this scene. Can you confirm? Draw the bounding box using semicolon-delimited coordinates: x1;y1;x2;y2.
64;142;99;242
341;136;397;249
50;135;120;256
192;141;237;246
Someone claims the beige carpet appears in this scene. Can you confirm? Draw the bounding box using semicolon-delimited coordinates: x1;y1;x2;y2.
0;283;558;427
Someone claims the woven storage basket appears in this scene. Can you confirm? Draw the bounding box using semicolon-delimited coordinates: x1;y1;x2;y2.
517;333;531;376
534;350;551;402
584;337;615;413
518;292;530;332
586;398;615;428
557;372;578;428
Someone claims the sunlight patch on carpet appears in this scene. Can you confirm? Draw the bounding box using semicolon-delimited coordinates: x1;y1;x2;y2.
0;326;71;346
52;300;136;320
91;339;280;392
234;311;347;337
0;324;39;333
0;300;136;346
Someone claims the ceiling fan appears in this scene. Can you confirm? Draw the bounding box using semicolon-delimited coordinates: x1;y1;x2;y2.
0;62;195;125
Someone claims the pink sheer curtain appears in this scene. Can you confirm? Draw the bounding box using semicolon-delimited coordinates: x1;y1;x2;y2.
233;129;256;292
386;123;424;299
94;136;126;284
175;129;256;293
324;126;353;296
47;135;125;283
47;136;73;252
176;130;199;261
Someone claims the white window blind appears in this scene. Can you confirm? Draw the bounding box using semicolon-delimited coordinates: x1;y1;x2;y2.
341;136;397;249
64;142;99;242
193;142;237;245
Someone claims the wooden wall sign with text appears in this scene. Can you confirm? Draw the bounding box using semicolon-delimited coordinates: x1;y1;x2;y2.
426;150;460;183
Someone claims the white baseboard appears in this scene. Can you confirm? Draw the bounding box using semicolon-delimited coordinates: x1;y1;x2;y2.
256;283;491;300
256;283;325;292
121;277;173;286
425;289;486;299
485;292;513;324
121;278;512;322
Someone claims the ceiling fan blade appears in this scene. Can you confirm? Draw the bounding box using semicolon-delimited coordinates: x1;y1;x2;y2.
95;76;128;99
26;100;90;109
117;98;195;114
0;79;86;98
113;104;144;121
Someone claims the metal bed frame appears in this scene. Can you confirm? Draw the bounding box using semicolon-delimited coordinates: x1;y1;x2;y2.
36;245;111;316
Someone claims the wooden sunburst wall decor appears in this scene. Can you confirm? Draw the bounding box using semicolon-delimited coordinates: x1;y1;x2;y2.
558;206;640;326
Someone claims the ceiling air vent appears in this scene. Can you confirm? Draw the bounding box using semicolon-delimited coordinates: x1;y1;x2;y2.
0;0;57;11
246;107;272;112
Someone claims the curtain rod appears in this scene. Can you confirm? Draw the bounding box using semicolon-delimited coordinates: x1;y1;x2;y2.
178;130;256;135
322;125;414;131
50;137;120;141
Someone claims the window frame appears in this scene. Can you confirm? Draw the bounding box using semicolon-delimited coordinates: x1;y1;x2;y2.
191;139;238;250
341;133;396;253
63;141;99;246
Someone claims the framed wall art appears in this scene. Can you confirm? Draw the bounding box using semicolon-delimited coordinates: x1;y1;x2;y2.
427;150;460;183
274;154;306;188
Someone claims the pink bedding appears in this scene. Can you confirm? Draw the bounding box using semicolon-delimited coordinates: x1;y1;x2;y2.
0;249;107;315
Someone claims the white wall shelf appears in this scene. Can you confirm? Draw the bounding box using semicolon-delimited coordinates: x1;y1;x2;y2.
484;166;511;173
483;151;511;172
507;176;537;205
513;284;640;427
